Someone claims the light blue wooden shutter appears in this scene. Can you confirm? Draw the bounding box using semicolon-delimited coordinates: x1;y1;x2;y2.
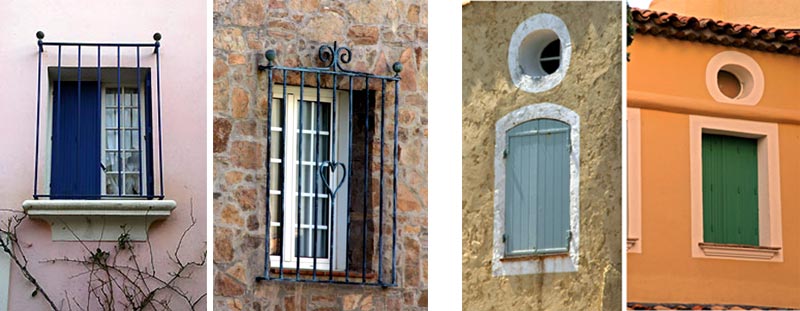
505;119;570;256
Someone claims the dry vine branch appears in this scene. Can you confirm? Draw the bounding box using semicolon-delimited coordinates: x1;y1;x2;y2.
0;200;206;311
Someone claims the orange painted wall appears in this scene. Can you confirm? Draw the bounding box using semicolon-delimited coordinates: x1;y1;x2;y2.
627;35;800;307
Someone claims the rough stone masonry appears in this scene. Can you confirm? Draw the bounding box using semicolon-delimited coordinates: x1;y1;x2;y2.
213;0;428;310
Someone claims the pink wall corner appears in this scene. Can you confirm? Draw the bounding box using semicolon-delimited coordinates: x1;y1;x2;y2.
0;1;207;309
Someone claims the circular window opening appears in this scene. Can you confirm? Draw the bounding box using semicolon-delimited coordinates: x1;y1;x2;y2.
717;70;742;99
518;29;561;78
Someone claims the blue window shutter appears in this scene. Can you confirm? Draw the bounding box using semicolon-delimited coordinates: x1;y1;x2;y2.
51;82;101;198
505;119;570;255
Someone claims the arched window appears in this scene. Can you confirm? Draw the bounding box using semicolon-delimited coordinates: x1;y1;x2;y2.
493;103;580;276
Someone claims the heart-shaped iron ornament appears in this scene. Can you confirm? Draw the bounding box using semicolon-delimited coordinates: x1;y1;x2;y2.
318;161;347;198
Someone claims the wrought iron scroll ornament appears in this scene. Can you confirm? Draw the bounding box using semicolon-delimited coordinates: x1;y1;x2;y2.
260;41;403;77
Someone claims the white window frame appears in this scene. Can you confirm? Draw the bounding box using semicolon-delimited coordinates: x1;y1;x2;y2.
493;103;580;276
100;85;148;197
269;85;350;271
689;115;783;261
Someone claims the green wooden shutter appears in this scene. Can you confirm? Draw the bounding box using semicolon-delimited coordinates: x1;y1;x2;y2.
702;133;759;246
505;119;570;256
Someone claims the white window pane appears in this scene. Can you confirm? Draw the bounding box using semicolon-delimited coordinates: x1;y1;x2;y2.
125;151;140;172
105;89;117;107
105;151;118;172
125;174;140;195
105;174;119;195
105;108;117;127
105;130;118;149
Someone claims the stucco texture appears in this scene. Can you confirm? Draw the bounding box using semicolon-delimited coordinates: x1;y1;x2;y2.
627;35;800;308
462;2;621;311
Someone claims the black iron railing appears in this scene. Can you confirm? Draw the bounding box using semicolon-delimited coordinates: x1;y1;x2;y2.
256;42;401;287
33;32;165;200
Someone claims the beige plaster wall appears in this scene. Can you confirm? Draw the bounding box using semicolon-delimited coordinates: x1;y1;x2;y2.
462;2;621;310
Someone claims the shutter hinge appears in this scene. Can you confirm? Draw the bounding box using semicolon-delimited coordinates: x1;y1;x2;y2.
502;234;507;243
503;149;508;159
566;230;573;249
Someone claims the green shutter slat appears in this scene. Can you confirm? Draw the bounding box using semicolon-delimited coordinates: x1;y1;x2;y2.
702;134;759;246
505;119;570;255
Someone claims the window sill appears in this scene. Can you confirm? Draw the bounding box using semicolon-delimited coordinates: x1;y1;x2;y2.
500;252;568;262
22;199;176;241
698;242;781;260
268;267;375;280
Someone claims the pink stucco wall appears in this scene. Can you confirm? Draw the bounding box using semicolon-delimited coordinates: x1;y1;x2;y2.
0;1;207;309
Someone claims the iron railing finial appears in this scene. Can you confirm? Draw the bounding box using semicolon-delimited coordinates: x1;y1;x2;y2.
36;31;45;52
153;32;161;53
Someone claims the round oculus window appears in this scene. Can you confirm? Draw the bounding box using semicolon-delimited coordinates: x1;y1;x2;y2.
717;70;742;99
508;13;571;93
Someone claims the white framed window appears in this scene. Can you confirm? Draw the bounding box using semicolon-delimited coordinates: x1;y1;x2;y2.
493;103;580;276
269;85;350;271
689;115;783;261
508;13;572;93
101;86;148;196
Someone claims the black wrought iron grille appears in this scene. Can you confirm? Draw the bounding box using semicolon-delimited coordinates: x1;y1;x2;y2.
32;31;166;200
256;42;402;287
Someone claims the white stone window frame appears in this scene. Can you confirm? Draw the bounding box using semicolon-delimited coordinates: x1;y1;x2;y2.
705;51;765;105
493;103;580;276
689;115;783;262
508;13;572;93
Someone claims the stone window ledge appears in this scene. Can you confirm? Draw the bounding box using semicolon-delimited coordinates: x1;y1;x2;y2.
22;200;176;241
698;242;781;260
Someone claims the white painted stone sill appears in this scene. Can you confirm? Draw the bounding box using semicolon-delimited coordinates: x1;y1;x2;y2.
22;200;176;242
698;242;780;260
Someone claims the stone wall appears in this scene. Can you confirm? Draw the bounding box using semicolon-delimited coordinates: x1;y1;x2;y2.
213;0;428;310
462;2;621;310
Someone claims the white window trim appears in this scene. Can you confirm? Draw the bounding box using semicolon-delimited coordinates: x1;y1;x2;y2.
689;115;783;262
100;85;149;196
627;108;642;253
493;103;580;276
508;13;572;93
705;51;764;105
269;85;350;271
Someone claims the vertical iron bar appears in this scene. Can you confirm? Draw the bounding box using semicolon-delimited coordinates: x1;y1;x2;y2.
378;79;385;284
345;76;353;282
54;46;62;197
33;42;43;198
156;47;164;198
362;77;369;284
391;79;399;285
137;47;143;196
312;73;320;280
76;45;82;193
329;73;337;281
97;48;102;194
295;72;305;280
264;65;274;280
117;47;122;197
279;69;288;279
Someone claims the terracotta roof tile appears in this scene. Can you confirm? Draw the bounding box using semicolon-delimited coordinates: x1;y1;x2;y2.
631;8;800;55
